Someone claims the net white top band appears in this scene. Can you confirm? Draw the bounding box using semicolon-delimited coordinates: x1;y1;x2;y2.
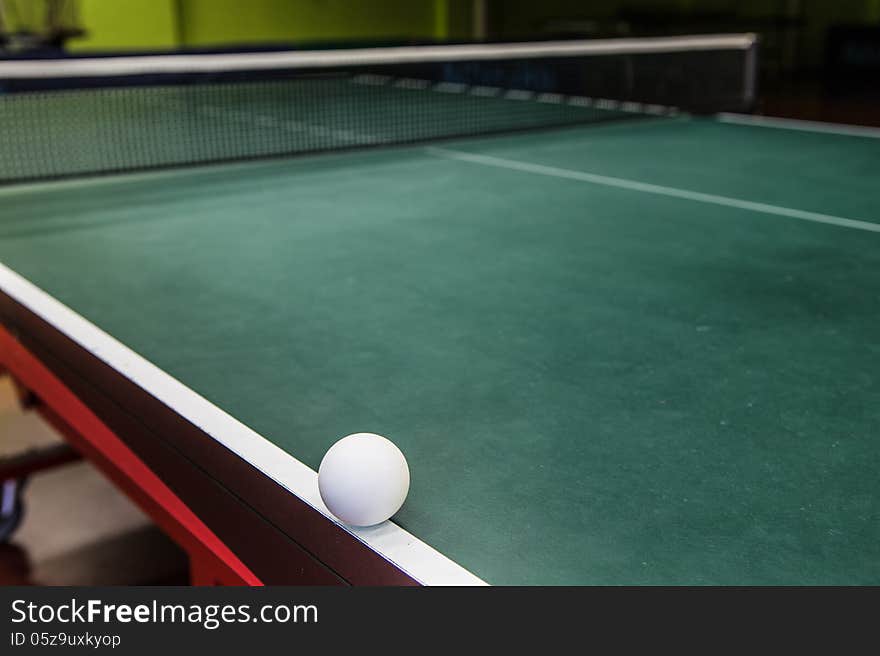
0;33;757;79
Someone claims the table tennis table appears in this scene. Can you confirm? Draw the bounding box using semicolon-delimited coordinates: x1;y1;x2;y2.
1;111;878;585
1;36;878;585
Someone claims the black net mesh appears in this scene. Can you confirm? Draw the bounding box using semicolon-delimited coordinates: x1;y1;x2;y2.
0;36;758;183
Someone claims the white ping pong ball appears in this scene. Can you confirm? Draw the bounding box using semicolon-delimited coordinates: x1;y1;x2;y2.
318;433;410;527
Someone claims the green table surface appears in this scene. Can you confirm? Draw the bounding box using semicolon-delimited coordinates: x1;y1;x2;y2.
1;116;878;584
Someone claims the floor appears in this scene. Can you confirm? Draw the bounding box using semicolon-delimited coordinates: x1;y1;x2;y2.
0;376;188;585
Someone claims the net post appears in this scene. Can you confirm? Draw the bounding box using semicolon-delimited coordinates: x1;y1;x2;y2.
743;33;760;112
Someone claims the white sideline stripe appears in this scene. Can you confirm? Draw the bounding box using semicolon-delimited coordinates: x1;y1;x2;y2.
0;34;756;78
0;263;486;586
435;81;466;94
0;157;302;195
470;85;501;97
152;96;382;145
427;147;880;233
352;74;391;86
196;102;382;145
717;113;880;139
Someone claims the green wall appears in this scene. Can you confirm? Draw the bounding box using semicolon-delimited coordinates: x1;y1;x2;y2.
69;0;178;51
179;0;435;46
68;0;475;52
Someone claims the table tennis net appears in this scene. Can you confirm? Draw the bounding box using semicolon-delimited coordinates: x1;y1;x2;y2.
0;34;758;183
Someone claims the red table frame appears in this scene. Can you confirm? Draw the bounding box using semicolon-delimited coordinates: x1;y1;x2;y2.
1;325;261;585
